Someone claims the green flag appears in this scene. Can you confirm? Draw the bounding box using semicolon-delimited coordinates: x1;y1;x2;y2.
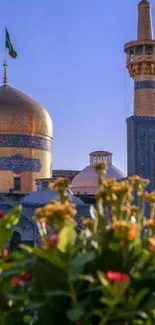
5;28;17;59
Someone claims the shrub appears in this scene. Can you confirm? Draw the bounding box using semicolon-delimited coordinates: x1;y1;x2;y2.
1;164;155;324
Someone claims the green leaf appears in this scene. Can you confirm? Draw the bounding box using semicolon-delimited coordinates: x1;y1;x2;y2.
43;290;70;297
20;245;67;269
2;258;32;279
127;288;150;310
70;251;96;268
108;242;120;251
67;305;85;322
27;302;45;309
6;293;25;301
83;285;102;294
0;206;22;250
58;224;76;253
20;244;33;253
23;315;34;324
4;206;22;228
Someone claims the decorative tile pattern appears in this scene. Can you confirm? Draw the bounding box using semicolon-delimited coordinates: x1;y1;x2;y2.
0;154;41;174
150;151;155;190
127;117;134;176
138;126;147;178
135;80;155;91
0;134;52;152
127;116;155;190
153;142;155;152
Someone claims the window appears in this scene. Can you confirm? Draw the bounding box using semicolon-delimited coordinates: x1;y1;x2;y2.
135;45;143;55
128;47;134;55
14;177;21;191
145;45;153;55
42;181;48;191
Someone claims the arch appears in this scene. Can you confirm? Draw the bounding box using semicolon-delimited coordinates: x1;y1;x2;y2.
9;231;21;252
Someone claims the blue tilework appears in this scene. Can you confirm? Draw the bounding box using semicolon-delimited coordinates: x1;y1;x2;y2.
0;134;52;152
126;115;155;190
0;154;41;174
134;80;155;91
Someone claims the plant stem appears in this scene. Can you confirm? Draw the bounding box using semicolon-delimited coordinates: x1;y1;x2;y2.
98;307;114;325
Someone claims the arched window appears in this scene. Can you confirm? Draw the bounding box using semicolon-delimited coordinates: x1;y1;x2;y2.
9;231;21;252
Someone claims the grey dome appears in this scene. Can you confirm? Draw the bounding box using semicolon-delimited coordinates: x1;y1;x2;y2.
71;164;125;195
21;190;85;207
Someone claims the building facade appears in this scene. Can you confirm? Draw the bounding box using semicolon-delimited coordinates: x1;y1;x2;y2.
125;0;155;189
35;170;80;191
0;85;53;193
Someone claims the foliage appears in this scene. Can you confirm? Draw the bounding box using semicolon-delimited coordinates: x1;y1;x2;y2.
1;166;155;324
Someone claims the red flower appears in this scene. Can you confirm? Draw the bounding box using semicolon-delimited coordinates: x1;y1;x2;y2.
21;273;32;281
2;248;9;257
11;273;32;287
0;248;9;258
106;271;129;283
11;275;22;287
45;234;59;250
0;211;4;220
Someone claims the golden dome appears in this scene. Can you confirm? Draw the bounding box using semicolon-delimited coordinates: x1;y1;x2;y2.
0;85;53;138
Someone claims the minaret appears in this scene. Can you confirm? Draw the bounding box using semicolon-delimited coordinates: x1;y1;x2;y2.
125;0;155;189
125;0;155;116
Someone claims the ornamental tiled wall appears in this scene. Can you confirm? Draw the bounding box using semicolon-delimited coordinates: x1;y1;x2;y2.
127;116;155;191
0;135;52;193
134;76;155;116
0;148;52;193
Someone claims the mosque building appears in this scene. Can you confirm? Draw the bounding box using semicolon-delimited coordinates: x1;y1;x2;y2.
125;0;155;189
0;0;154;247
0;82;53;193
0;68;89;247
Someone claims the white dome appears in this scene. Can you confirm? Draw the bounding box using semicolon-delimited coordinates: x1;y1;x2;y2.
71;164;125;195
21;190;85;207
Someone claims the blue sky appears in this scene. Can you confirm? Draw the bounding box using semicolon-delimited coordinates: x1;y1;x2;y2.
0;0;155;173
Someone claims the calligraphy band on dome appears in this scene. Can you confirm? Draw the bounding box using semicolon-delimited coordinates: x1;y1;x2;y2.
0;154;41;174
0;134;52;152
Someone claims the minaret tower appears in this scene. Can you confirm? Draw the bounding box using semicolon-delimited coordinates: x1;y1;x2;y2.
125;0;155;189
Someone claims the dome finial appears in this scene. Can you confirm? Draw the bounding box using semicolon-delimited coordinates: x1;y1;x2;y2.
3;60;8;91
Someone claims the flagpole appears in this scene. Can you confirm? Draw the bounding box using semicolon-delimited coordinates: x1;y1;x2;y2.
3;26;8;90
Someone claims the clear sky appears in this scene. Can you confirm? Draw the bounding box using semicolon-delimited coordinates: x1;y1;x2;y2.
0;0;155;174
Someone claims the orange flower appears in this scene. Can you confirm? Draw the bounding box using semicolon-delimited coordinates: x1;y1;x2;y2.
112;221;139;241
94;162;107;175
127;224;139;241
50;177;69;192
143;191;155;204
34;202;77;223
145;218;155;231
129;176;149;196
